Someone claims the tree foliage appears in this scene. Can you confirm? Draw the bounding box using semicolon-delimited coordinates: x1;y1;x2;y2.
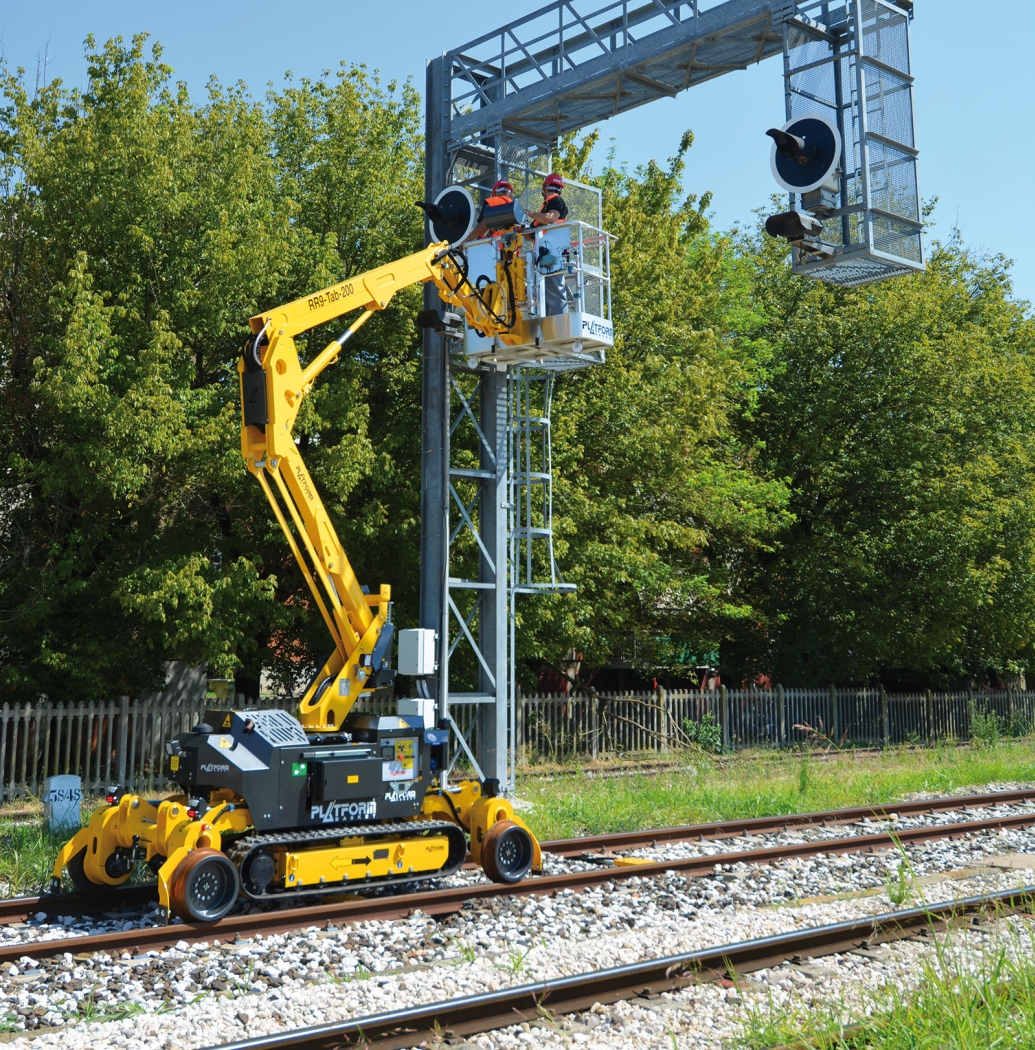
732;224;1035;685
2;34;1034;702
519;133;790;679
0;36;424;701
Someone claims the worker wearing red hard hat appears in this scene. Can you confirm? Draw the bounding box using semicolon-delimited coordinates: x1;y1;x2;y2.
525;172;568;226
526;174;570;315
466;178;516;242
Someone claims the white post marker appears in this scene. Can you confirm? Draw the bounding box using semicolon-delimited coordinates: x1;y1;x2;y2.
42;775;83;833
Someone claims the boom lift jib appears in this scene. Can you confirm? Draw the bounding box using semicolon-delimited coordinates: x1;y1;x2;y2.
238;228;531;730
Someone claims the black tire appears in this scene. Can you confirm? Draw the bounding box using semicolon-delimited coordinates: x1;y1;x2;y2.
170;848;240;923
482;820;534;884
66;847;108;896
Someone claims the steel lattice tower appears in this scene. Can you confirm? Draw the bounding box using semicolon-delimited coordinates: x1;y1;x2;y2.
420;0;920;788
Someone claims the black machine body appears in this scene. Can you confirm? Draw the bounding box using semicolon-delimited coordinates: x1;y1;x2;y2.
165;708;431;831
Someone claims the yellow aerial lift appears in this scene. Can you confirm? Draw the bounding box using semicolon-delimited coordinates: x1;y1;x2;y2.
51;190;544;923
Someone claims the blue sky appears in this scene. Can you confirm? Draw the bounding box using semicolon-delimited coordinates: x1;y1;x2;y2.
2;1;1032;305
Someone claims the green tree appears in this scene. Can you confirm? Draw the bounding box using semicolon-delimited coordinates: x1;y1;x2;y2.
262;66;427;688
14;33;1032;704
734;223;1035;685
0;36;426;702
515;134;791;683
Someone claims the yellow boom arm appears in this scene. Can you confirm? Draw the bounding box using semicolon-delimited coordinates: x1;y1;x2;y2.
240;239;522;732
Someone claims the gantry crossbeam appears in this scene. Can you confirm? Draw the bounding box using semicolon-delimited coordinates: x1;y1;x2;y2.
444;0;795;148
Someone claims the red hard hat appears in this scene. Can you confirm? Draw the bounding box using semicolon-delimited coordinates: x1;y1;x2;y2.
492;179;514;195
543;172;564;191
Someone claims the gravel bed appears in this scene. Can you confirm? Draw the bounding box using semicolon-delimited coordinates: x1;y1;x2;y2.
0;782;1030;1046
4;863;1034;1049
459;901;1035;1050
9;782;1035;951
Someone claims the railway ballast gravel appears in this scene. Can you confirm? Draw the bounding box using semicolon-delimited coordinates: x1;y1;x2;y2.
0;785;1034;1045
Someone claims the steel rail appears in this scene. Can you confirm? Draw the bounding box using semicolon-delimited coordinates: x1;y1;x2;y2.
543;786;1035;856
5;805;1035;965
2;781;1016;928
0;886;156;925
200;884;1035;1050
4;787;1034;928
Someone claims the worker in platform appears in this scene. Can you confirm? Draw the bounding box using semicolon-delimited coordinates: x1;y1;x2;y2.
525;173;569;316
466;179;517;242
526;173;567;227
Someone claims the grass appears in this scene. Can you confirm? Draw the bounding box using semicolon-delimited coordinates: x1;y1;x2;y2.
5;738;1035;897
738;917;1035;1049
494;946;533;976
883;862;914;907
516;739;1035;841
0;817;77;897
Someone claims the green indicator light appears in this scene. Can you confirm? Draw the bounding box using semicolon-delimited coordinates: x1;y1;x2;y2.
291;762;307;777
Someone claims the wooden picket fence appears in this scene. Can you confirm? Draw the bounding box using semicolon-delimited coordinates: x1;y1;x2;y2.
0;686;1031;798
0;695;297;801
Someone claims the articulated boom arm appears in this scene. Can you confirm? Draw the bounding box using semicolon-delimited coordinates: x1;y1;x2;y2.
239;239;521;732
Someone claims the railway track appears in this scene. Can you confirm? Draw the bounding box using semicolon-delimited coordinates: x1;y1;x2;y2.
7;787;1033;927
1;791;1033;965
199;883;1035;1050
543;786;1035;856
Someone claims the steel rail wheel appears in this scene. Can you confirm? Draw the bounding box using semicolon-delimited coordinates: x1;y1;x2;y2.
481;820;533;884
169;848;240;923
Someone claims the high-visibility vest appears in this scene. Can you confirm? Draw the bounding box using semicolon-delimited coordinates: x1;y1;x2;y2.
533;193;562;226
484;194;513;209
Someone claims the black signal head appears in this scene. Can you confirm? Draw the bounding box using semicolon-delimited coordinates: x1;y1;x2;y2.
768;114;842;193
766;128;814;164
479;199;525;232
418;186;476;247
764;210;825;242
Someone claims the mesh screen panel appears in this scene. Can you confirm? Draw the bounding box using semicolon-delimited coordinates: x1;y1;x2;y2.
843;51;864;205
787;32;835;73
515;178;602;230
804;208;868;251
872;214;923;263
861;0;910;73
867;139;918;221
456;167;602;233
843;142;865;208
784;0;923;285
818;212;847;248
800;251;919;286
248;709;310;746
790;67;838;112
864;64;914;147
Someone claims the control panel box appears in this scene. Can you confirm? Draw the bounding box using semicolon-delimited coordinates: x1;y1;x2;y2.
398;628;437;676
